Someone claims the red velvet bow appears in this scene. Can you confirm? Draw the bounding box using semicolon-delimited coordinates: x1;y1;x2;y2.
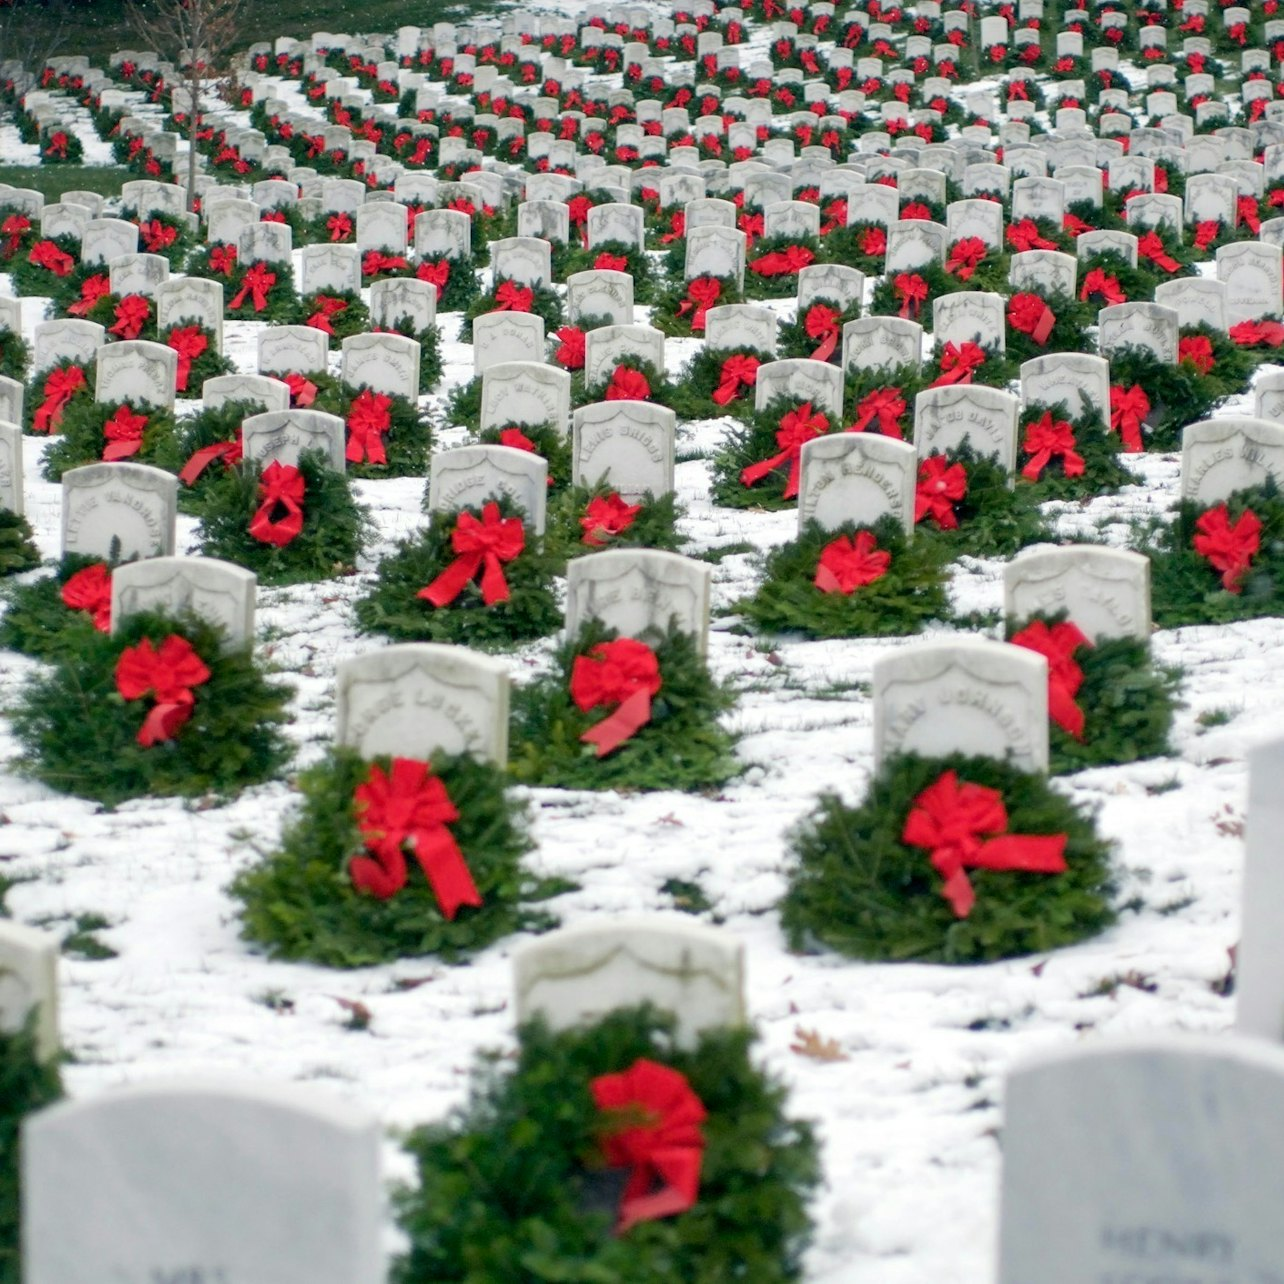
1109;384;1149;453
1007;293;1055;346
499;427;536;453
362;250;409;277
109;294;151;340
850;387;906;438
346;389;393;464
1238;196;1261;235
1193;220;1221;252
179;433;242;485
494;280;534;311
60;563;111;631
605;364;650;401
1021;411;1083;481
230;263;276;312
915;455;967;529
893;272;927;319
1231;319;1284;348
739;401;829;498
28;240;74;276
593;251;629;272
1137;231;1179;272
248;460;306;547
1005;219;1057;252
140;219;177;253
552;326;586;370
660;211;686;244
166;325;207;392
305;294;348;335
33;365;87;433
418;501;525;607
114;634;212;747
677;276;721;332
749;244;815;276
348;757;482;916
712;354;760;405
902;770;1068;917
416;258;450;299
1194;504;1261;593
1177;335;1215;375
945;237;987;281
1011;619;1091;739
591;1059;706;1233
209;245;238;275
804;304;842;361
570;637;662;756
284;372;318;407
814;530;891;593
931;341;987;387
326;212;353;241
1080;268;1124;306
581;492;642;546
69;274;110;318
102;405;148;460
860;226;887;257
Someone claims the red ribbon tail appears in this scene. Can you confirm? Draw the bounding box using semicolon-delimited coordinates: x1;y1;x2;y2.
814;563;844;594
581;688;652;757
1032;306;1055;345
810;329;838;362
1021;449;1051;482
411;826;482;920
711;379;740;405
940;866;975;918
739;448;790;490
138;699;193;747
102;440;143;461
1048;680;1086;740
616;1148;702;1233
478;551;512;605
418;551;483;608
179;442;232;486
978;833;1069;876
1118;415;1143;453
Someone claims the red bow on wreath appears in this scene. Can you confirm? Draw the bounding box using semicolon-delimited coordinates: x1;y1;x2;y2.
593;251;629;272
1010;619;1091;739
33;365;87;433
581;492;641;546
67;273;110;316
60;563;112;631
140;219;177;253
179;432;242;485
1177;335;1215;376
494;280;534;311
570;637;663;756
814;530;890;594
1109;384;1149;453
284;372;318;407
418;501;525;607
28;240;74;276
362;250;409;277
248;460;306;547
553;326;586;370
326;212;353;241
803;304;842;361
1021;411;1083;481
209;244;238;275
1005;219;1057;252
1193;504;1261;593
1080;268;1124;306
945;237;987;281
348;757;482;916
605;364;650;401
712;354;760;405
590;1059;707;1234
166;326;207;392
0;214;29;257
677;276;721;331
230;263;277;312
346;389;393;465
739;401;829;498
850;387;906;438
102;405;148;461
902;770;1068;918
931;341;986;387
749;244;815;276
1137;231;1179;272
1007;293;1055;346
417;258;450;299
109;294;151;341
305;294;349;335
893;272;927;319
1230;320;1284;348
915;455;967;529
114;634;212;747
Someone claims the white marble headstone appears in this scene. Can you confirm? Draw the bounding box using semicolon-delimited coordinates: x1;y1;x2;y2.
110;556;256;651
61;462;177;560
240;409;347;471
572;401;676;499
1181;417;1284;504
1004;545;1151;642
0;920;59;1062
427;443;548;534
797;433;917;536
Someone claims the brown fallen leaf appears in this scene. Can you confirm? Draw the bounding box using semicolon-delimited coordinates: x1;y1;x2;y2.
331;996;372;1031
790;1026;849;1062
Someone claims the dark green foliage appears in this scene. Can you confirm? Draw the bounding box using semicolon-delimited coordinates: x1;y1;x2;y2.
298;291;369;346
159;323;234;397
445;375;482;431
8;610;293;808
8;234;80;303
0;509;39;577
1005;290;1095;366
1106;345;1230;452
510;622;740;793
1146;482;1284;627
0;555;107;659
579;359;678;411
668;347;776;421
460;282;564;341
0;1015;63;1284
777;299;858;363
650;274;740;338
739;517;950;640
418;256;479;313
40;398;177;483
151;399;264;513
1076;250;1155;309
710;396;839;511
24;359;94;435
557;239;656;301
867;262;966;330
1178;323;1255;403
1016;398;1138;501
474;423;572;492
231;747;554;967
313;384;431;480
546;486;684;562
781;752;1118;964
393;1006;819;1284
743;236;822;299
354;498;560;648
194;450;371;586
224;260;300;323
0;327;29;383
921;345;1018;392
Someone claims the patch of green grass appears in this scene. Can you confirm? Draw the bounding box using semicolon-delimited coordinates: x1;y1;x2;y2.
660;876;714;916
693;541;756;564
31;911;118;960
0;165;131;200
1145;776;1182;795
1196;706;1237;731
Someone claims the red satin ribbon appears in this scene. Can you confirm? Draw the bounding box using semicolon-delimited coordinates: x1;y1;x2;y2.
346;389;393;464
1193;504;1261;593
660;211;685;244
1238;196;1261;235
109;294;151;340
893;272;927;319
305;294;348;335
748;244;815;276
1080;268;1124;306
140;219;177;253
1011;619;1091;739
209;245;238;275
804;304;841;361
593;251;629;272
179;434;242;485
284;372;318;407
945;237;987;281
1230;320;1284;348
591;1059;707;1233
739;401;829;498
677;276;721;332
1;214;29;256
326;212;353;241
712;354;760;405
418;501;525;607
102;405;148;461
67;274;111;316
362;250;410;277
552;326;585;370
1109;384;1150;453
60;563;111;631
28;240;74;276
581;492;641;546
167;325;208;392
1177;335;1215;375
248;460;305;546
417;258;450;299
605;364;650;401
931;341;986;387
1193;220;1221;252
494;280;534;311
814;530;890;593
570;638;662;756
915;455;967;529
230;263;277;312
114;634;212;747
1021;411;1083;481
850;387;906;438
1137;231;1179;272
860;226;887;257
348;757;482;916
1007;293;1055;346
902;770;1068;918
1005;219;1057;252
33;365;87;432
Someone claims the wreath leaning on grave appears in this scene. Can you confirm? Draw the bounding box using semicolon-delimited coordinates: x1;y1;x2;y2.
1014;398;1138;501
711;396;841;511
150;398;262;514
472;422;573;492
39;398;178;482
313;383;431;479
354;497;562;649
780;752;1118;964
8;609;292;808
230;747;563;968
0;325;29;383
545;484;684;563
667;346;775;421
391;1005;820;1284
509;620;740;794
0;555;115;659
0;508;39;577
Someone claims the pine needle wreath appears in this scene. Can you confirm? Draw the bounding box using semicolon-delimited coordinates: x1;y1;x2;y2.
1015;398;1138;501
392;1006;819;1284
39;398;178;483
460;281;564;342
780;751;1118;964
417;255;480;313
742;235;823;299
738;516;950;639
223;259;300;323
0;553;114;659
0;1015;63;1284
650;273;741;338
353;497;561;648
194;450;371;586
1177;322;1255;403
710;396;841;511
1006;612;1180;775
915;443;1055;559
1146;481;1284;628
558;239;656;301
546;485;683;562
124;211;195;270
379;318;444;393
843;364;928;434
867;262;965;331
445;375;483;431
921;342;1019;391
151;399;263;513
816;222;889;276
1005;288;1094;364
8;609;293;807
297;290;369;347
0;509;39;577
313;384;431;480
669;346;776;421
1105;345;1228;453
229;747;556;968
84;291;157;342
777;298;859;363
509;620;740;793
473;422;572;491
578;357;679;411
158;324;234;397
0;326;29;383
8;234;81;302
1075;249;1154;307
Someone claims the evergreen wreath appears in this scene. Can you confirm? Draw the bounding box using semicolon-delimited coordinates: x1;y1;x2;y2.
1105;344;1229;453
151;398;265;513
867;262;967;331
546;485;683;562
8;609;293;808
445;376;483;432
780;751;1118;964
509;620;740;794
230;747;557;968
0;1015;63;1284
392;1005;819;1284
158;323;234;397
312;384;431;479
777;298;858;364
473;422;572;492
39;398;178;483
843;364;927;437
353;497;561;649
298;290;370;347
650;273;741;338
8;235;82;304
223;259;300;323
415;254;480;313
557;239;656;301
742;235;823;299
1015;398;1138;501
816;222;888;276
0;508;39;577
460;280;564;342
1004;288;1094;364
0;553;116;659
1176;322;1255;404
578;357;678;411
738;516;951;640
1007;611;1180;775
84;291;157;342
0;326;29;383
920;342;1018;391
1074;249;1153;308
1145;481;1284;628
667;346;776;421
193;450;371;586
124;211;195;270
